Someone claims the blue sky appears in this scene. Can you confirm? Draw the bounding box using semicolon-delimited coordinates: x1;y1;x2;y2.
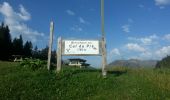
1;0;170;67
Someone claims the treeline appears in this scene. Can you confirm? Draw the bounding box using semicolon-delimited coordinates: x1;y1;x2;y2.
156;55;170;69
0;22;56;62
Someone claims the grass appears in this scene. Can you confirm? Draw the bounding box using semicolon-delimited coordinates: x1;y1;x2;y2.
0;61;170;100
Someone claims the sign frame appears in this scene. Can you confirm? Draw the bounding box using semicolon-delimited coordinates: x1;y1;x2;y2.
56;37;104;73
61;39;102;56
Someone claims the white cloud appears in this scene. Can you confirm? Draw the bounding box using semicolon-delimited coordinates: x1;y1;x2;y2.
127;51;154;60
122;24;130;33
66;9;75;16
110;48;120;55
125;43;146;52
0;2;44;43
155;46;170;58
141;34;158;45
155;0;170;6
128;34;159;45
18;5;31;21
79;17;85;24
140;51;153;59
70;25;82;32
125;34;170;60
163;34;170;41
155;0;170;8
140;38;152;45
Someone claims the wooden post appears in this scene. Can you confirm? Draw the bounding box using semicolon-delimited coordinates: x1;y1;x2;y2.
57;37;62;73
101;0;107;77
47;21;54;70
101;38;107;77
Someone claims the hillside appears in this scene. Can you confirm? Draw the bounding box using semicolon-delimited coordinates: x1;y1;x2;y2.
0;61;170;100
109;59;157;68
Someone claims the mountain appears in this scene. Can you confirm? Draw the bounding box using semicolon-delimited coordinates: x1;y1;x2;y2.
108;59;158;68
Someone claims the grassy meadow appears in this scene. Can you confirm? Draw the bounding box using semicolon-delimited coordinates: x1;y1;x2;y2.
0;61;170;100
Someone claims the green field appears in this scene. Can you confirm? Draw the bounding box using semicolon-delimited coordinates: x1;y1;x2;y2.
0;61;170;100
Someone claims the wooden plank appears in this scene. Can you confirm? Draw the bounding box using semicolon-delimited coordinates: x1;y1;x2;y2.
57;37;62;73
47;21;54;70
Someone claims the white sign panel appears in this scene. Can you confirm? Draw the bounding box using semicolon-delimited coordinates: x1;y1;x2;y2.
64;40;99;55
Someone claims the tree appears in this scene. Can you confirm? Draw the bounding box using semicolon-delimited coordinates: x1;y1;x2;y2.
51;50;56;63
155;55;170;68
32;46;56;63
0;23;12;60
12;35;23;55
23;41;33;57
32;45;40;58
40;46;48;60
34;46;38;52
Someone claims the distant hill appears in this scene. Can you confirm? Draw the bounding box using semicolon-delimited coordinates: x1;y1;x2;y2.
108;59;158;68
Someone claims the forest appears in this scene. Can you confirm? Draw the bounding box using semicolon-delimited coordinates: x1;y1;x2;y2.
0;22;56;62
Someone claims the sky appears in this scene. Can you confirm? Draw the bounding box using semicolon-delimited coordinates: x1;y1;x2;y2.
1;0;170;67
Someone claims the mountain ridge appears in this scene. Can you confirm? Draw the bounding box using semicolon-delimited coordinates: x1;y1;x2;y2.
108;59;158;68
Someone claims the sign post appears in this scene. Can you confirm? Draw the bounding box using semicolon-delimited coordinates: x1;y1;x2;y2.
101;0;107;77
57;37;62;73
47;21;54;70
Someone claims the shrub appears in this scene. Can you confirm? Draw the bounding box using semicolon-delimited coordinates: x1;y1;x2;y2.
20;58;46;70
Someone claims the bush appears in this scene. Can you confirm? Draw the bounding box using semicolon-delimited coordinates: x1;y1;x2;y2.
155;55;170;69
20;58;46;70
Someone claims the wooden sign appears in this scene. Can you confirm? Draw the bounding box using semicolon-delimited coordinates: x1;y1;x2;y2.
56;0;107;77
63;40;100;55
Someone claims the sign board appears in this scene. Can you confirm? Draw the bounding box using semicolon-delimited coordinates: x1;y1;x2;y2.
63;40;99;55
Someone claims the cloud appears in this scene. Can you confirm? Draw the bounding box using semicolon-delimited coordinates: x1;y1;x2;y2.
125;34;170;59
66;9;75;16
140;35;158;45
140;51;153;59
155;0;170;6
155;0;170;8
110;48;120;56
125;34;170;60
121;19;134;33
155;46;170;58
125;43;146;52
79;17;85;24
70;25;82;32
18;5;31;21
122;24;130;33
128;34;159;45
0;2;44;43
163;34;170;41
